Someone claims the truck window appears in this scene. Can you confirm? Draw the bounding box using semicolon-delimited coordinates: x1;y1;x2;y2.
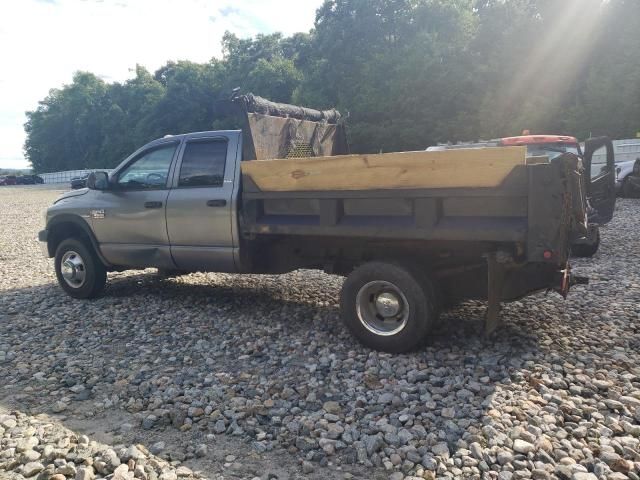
526;143;580;160
589;144;610;179
117;143;177;189
179;139;228;187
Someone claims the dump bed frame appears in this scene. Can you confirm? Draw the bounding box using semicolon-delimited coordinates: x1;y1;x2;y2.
241;148;577;265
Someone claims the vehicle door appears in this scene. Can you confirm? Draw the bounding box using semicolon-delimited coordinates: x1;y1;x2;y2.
91;140;180;268
583;137;616;225
165;132;241;272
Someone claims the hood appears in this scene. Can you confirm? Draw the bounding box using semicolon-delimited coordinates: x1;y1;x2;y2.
53;188;89;204
615;159;635;167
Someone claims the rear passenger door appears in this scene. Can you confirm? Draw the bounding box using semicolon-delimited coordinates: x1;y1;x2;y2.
165;132;241;272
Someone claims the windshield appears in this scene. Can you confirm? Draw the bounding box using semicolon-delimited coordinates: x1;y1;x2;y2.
526;143;580;160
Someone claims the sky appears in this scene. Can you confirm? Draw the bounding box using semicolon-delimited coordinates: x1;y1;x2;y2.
0;0;323;169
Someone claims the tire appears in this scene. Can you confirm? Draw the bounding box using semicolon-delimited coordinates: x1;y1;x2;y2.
622;177;640;198
571;228;600;258
54;238;107;299
340;261;439;353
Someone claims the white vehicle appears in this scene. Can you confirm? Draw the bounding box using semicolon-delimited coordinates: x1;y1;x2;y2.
587;139;640;196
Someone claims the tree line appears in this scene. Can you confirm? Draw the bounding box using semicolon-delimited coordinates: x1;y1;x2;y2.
25;0;640;173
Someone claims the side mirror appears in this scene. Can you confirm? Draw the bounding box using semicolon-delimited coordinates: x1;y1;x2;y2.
86;171;109;190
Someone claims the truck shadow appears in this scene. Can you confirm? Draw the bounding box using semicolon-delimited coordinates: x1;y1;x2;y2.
0;271;545;472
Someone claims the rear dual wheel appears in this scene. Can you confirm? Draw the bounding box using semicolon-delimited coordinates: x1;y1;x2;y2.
340;262;439;353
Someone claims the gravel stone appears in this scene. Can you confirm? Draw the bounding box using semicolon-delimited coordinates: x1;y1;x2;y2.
513;439;535;454
431;443;450;458
421;454;437;470
76;467;96;480
302;460;314;474
22;461;44;476
571;473;597;480
52;401;67;413
323;401;341;414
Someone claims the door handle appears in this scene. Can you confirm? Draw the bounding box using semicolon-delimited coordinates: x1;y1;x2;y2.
144;201;163;209
206;199;227;207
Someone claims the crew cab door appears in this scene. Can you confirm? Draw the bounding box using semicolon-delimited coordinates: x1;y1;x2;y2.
584;136;616;225
91;140;180;268
165;132;241;272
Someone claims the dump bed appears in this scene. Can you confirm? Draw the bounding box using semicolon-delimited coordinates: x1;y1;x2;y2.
240;147;580;265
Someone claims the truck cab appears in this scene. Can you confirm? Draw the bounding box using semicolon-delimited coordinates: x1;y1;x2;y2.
41;130;244;278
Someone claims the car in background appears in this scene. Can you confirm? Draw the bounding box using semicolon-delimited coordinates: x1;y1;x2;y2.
615;157;640;197
70;174;89;189
591;139;640;196
16;174;44;185
0;175;17;186
427;134;615;258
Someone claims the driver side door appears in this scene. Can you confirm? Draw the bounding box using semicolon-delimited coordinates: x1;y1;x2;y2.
583;136;616;225
91;140;180;268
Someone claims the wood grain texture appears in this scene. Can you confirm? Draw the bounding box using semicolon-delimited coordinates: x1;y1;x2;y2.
241;146;527;192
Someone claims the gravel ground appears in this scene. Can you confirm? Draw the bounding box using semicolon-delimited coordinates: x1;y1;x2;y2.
0;185;639;480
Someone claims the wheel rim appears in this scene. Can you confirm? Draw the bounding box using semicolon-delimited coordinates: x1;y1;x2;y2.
60;250;86;288
355;280;410;336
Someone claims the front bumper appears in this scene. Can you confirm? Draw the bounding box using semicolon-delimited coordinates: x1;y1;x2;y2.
38;230;49;257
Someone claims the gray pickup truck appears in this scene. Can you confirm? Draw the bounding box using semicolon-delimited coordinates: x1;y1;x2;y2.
39;96;616;353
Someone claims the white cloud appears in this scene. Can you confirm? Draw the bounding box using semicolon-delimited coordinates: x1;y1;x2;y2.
0;0;321;169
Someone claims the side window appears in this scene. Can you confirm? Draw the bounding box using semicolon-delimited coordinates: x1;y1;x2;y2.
117;143;177;189
590;145;609;179
179;140;228;187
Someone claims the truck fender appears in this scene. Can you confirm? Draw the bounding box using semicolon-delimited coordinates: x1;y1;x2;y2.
45;214;112;267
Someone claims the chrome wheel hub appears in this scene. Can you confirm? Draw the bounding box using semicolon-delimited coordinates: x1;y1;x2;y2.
375;292;401;317
60;251;86;288
356;280;409;336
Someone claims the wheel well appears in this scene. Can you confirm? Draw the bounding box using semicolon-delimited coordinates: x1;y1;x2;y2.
47;222;92;258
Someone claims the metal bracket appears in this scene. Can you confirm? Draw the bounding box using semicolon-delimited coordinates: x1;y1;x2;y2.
485;253;506;335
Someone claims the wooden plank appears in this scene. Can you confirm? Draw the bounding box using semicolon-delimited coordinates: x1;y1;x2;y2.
241;146;527;192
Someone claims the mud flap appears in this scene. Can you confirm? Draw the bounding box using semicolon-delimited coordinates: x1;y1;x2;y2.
485;253;506;335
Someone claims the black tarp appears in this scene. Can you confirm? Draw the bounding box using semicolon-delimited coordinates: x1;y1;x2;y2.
239;94;342;124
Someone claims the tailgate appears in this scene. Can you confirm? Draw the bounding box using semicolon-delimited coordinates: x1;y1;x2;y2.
526;154;582;264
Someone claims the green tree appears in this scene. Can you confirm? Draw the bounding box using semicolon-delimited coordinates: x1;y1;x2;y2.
25;72;110;172
99;65;165;167
25;0;640;172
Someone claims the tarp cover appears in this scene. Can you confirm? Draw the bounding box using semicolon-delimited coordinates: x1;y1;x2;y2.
246;113;347;160
232;94;348;160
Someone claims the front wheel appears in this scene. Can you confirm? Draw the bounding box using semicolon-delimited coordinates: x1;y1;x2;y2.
340;262;439;353
54;238;107;299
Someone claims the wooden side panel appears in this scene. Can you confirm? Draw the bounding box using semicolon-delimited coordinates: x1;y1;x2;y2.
241;146;527;192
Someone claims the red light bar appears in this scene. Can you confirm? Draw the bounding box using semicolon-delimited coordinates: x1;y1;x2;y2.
499;135;578;146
